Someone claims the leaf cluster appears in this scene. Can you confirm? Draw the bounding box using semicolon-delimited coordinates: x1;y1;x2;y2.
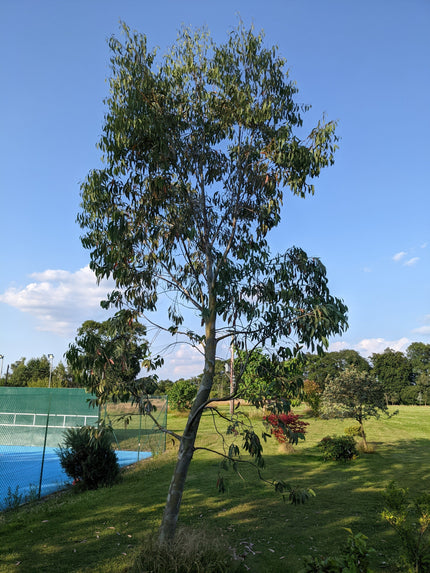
382;482;430;572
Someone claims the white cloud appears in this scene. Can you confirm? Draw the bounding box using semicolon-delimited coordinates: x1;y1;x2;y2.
328;341;349;352
392;251;407;262
162;344;204;378
412;326;430;336
330;337;411;357
412;315;430;336
0;266;115;336
404;257;419;266
355;337;410;356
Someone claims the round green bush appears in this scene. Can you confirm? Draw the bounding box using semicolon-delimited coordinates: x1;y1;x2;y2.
57;426;120;490
168;379;198;410
318;435;358;462
344;424;362;437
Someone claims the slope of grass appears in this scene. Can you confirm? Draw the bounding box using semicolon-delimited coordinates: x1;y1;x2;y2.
0;406;429;572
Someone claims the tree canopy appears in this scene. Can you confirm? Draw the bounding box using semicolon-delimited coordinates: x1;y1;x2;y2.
321;366;390;449
3;356;70;388
371;349;413;405
66;315;158;406
77;22;348;541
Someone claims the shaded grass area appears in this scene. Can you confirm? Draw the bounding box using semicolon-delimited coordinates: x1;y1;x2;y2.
0;406;429;572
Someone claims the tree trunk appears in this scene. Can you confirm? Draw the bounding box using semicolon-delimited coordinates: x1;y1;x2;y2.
158;296;217;543
360;421;368;451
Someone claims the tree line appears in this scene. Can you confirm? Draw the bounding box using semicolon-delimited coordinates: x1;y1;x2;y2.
2;342;429;409
304;344;430;408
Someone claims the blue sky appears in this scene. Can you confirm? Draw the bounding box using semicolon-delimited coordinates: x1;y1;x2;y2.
1;0;429;380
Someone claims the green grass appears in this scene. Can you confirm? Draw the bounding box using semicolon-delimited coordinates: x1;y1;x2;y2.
1;405;429;572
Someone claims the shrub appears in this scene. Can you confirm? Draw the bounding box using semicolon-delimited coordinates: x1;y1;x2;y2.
381;481;430;572
263;412;309;445
56;426;120;490
303;379;323;415
131;527;244;572
301;528;374;572
2;486;24;511
318;435;358;462
344;424;362;437
168;379;198;410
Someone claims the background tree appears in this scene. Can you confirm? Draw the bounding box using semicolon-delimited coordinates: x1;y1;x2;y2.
235;348;304;411
304;350;370;392
66;314;159;406
7;358;28;386
303;379;323;415
53;361;76;388
406;342;430;382
7;356;54;387
168;378;199;411
415;372;430;406
303;350;370;414
406;342;430;404
209;359;230;399
371;348;413;405
321;366;390;450
157;379;174;394
78;23;348;541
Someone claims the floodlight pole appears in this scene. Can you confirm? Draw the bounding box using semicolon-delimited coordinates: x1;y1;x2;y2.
0;354;4;381
48;354;54;388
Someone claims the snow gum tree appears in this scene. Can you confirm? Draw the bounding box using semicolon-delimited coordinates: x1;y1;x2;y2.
78;22;348;541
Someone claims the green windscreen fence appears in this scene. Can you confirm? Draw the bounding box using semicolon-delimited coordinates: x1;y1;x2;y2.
0;387;99;448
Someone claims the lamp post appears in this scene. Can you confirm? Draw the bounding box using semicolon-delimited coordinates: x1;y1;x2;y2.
48;354;54;388
0;354;4;381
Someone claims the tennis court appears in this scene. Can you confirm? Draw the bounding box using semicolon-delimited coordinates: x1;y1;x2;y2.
0;388;167;510
0;445;151;510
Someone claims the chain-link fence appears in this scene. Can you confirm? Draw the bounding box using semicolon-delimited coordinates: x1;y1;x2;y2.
0;387;98;509
100;396;168;458
0;389;167;510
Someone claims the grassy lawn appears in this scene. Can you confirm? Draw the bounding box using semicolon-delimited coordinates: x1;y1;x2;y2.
0;405;429;572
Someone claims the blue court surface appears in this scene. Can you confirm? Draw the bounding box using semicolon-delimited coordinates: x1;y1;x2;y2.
0;445;151;509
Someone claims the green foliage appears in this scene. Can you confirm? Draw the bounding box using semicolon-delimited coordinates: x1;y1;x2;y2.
157;379;174;393
131;527;244;572
236;349;304;413
66;314;160;407
56;426;120;490
371;348;413;405
344;424;362;437
305;350;370;393
382;482;430;572
301;528;374;572
168;379;198;411
2;486;24;511
77;20;348;541
321;367;388;423
304;378;323;415
6;355;60;387
400;385;421;405
321;366;391;449
209;360;230;399
406;343;430;384
318;435;358;462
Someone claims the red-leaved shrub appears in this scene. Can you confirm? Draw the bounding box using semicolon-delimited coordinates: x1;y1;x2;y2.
263;412;309;445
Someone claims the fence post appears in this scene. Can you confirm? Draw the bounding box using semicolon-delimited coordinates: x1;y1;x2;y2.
38;389;52;499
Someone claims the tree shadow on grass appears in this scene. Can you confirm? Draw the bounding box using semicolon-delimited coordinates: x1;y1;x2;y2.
2;437;429;572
